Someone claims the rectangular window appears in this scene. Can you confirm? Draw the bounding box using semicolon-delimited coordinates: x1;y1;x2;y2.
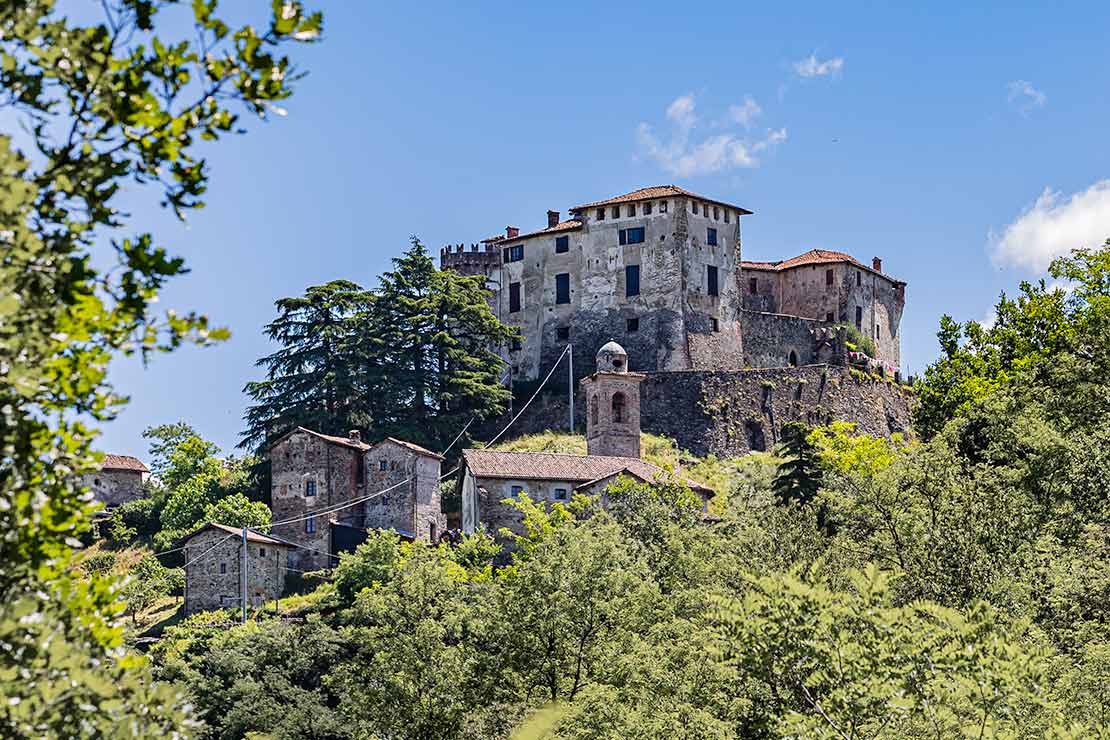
724;210;730;223
305;517;316;534
511;485;523;497
556;326;569;341
625;265;640;297
707;227;717;246
692;202;699;215
626;317;639;332
749;277;758;294
711;317;720;332
509;281;521;313
855;306;863;329
507;244;524;262
707;265;719;296
379;459;387;471
611;206;619;219
875;324;881;339
826;312;834;322
305;480;316;497
511;335;522;351
856;271;862;287
555;273;570;304
259;547;266;558
597;208;605;221
660;200;668;213
554;488;568;500
627;203;636;216
826;269;834;286
555;235;569;253
220;562;227;574
713;207;720;220
619;227;645;245
644;201;653;215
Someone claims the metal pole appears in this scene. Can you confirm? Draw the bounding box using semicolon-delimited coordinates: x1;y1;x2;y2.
568;344;574;433
240;526;248;624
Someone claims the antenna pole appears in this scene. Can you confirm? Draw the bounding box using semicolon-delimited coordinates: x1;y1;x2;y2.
568;344;574;433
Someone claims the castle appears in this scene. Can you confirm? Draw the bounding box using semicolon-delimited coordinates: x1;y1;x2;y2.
441;185;906;381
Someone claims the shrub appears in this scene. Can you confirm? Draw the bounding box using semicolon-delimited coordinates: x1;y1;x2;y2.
837;322;877;358
81;550;117;577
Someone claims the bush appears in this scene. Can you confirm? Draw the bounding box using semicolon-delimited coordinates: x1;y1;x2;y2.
333;531;403;606
80;550;117;577
838;322;877;358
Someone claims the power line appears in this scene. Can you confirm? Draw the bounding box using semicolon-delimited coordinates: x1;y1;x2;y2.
484;343;570;448
180;533;238;569
268;475;414;527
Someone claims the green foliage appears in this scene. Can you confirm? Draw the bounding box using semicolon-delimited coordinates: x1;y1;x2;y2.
771;422;822;507
81;550;118;577
332;530;403;607
837;322;877;358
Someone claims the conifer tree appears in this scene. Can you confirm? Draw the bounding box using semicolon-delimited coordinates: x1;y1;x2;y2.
772;422;823;507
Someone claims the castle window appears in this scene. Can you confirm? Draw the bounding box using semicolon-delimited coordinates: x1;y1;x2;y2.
379;459;388;471
612;393;626;423
660;200;668;213
590;395;599;426
875;324;881;339
555;235;569;253
711;317;720;332
707;265;719;296
619;227;645;245
692;202;699;215
554;488;568;500
724;209;730;223
749;277;758;294
855;306;863;329
305;480;317;497
509;282;521;313
825;269;834;286
625;265;640;297
789;351;798;367
611;206;620;219
511;485;524;497
504;244;523;262
826;312;834;322
713;206;720;220
555;273;571;304
707;227;717;246
556;326;569;341
305;517;316;534
626;317;639;332
856;271;862;287
644;201;653;215
627;203;636;217
220;562;227;574
259;547;266;557
597;208;605;221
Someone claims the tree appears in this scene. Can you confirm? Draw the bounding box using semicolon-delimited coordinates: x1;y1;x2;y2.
241;280;372;450
771;422;823;507
0;2;321;732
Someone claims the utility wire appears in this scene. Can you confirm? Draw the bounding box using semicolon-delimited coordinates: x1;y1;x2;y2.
180;533;239;569
483;343;570;449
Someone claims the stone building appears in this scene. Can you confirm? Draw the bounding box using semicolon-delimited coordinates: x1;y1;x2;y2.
268;427;446;571
441;186;906;380
181;522;292;615
742;249;906;372
457;342;714;535
82;454;149;509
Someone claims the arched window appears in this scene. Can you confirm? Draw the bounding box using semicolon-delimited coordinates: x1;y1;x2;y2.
789;350;798;367
612;392;626;423
590;394;599;426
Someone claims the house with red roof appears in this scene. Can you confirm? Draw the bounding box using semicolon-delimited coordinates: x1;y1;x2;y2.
83;454;150;509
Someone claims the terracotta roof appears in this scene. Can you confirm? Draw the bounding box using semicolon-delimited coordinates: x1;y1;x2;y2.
269;426;371;452
741;249;905;284
461;449;713;496
502;219;583;243
570;185;753;216
100;454;149;473
376;437;445;460
181;522;292;547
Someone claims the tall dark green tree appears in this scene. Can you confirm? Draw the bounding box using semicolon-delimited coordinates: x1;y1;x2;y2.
241;280;371;449
772;422;823;507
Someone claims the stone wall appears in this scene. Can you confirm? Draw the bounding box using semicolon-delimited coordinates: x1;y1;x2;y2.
82;469;145;508
363;440;446;542
741;310;827;368
183;528;289;614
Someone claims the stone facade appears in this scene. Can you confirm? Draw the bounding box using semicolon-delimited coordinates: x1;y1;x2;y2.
181;523;291;615
268;428;445;571
581;341;645;458
82;454;149;509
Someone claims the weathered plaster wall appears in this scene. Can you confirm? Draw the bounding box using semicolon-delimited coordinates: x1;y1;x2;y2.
183;529;289;614
741;266;780;313
466;473;577;536
82;469;145;508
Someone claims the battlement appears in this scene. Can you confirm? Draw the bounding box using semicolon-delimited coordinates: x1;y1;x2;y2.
439;242;502;270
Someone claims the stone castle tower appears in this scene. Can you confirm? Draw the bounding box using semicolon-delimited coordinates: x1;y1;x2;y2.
581;341;645;458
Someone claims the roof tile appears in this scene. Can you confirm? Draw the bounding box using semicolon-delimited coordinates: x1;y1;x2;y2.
100;454;149;473
570;185;752;215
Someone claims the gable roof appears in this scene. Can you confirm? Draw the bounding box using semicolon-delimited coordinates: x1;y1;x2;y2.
461;449;713;496
180;522;292;548
100;454;149;473
741;249;905;285
501;219;583;244
373;437;445;460
269;426;371;452
570;185;753;216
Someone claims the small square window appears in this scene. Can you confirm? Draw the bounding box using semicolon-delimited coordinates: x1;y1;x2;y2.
259;547;266;557
554;488;568;500
556;326;569;341
597;208;605;221
711;317;720;332
305;480;317;497
626;317;639;332
508;245;524;262
660;200;668;213
511;485;524;497
379;459;388;471
644;201;653;215
555;235;569;253
826;312;834;322
707;227;717;246
611;206;619;219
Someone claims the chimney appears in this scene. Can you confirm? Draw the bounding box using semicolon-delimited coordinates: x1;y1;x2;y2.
547;210;560;228
872;257;883;273
348;430;361;443
506;226;519;239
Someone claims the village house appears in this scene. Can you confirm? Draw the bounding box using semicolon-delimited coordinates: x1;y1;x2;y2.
268;428;446;571
180;522;293;615
457;342;715;535
82;454;149;509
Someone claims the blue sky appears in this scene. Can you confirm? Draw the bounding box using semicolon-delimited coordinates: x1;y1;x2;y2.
97;1;1110;457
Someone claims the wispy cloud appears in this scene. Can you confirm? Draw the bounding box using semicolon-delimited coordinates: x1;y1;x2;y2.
794;53;844;79
636;94;785;177
1007;80;1046;115
990;180;1110;271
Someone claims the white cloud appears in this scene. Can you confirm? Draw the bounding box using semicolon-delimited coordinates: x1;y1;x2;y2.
1007;80;1046;114
728;96;762;128
991;180;1110;271
794;53;844;79
637;95;786;177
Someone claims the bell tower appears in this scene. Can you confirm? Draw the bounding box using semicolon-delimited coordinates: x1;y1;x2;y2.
581;341;645;458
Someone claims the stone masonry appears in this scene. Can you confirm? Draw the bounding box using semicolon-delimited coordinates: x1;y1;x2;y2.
182;523;291;615
82;454;149;509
